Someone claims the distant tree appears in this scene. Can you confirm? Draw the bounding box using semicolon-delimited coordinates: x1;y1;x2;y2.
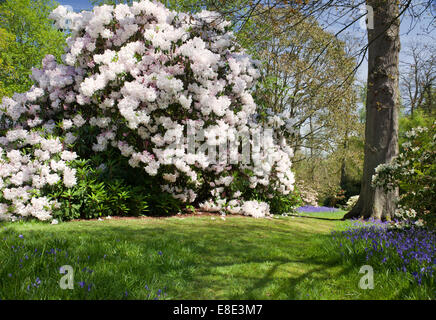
400;42;436;117
244;9;359;159
0;27;15;98
0;0;66;98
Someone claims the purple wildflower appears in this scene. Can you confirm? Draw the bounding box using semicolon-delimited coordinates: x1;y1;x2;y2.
297;206;339;213
332;221;435;286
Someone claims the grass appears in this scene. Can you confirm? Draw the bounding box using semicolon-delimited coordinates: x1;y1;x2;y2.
0;212;432;300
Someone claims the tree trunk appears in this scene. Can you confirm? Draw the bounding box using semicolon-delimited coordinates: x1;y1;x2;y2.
344;0;400;221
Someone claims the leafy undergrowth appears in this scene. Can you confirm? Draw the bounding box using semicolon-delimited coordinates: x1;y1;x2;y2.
0;212;433;299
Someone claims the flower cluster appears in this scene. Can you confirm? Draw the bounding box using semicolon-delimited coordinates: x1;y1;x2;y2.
199;198;271;218
372;123;435;227
332;220;436;286
344;195;359;211
295;181;318;206
0;128;77;221
0;0;296;220
296;205;338;213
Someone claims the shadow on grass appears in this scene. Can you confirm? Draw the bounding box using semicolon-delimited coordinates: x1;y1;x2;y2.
0;218;396;299
86;223;338;298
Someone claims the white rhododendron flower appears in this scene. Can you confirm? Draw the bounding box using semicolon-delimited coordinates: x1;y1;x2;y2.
0;0;296;221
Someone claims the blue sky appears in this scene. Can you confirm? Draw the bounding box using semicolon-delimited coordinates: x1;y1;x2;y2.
58;0;93;11
321;4;436;82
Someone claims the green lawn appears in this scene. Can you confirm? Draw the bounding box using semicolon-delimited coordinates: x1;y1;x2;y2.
0;212;430;299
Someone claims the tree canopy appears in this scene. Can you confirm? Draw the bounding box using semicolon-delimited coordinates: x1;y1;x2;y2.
0;0;66;98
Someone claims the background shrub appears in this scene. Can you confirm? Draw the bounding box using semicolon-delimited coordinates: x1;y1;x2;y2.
373;122;436;227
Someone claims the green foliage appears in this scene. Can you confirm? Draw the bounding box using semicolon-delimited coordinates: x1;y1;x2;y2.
147;191;182;216
339;136;364;199
373;122;436;227
47;159;149;220
0;27;14;98
322;188;347;208
339;178;361;202
399;109;435;147
0;0;66;98
227;170;302;215
294;130;364;208
46;146;185;221
266;191;303;215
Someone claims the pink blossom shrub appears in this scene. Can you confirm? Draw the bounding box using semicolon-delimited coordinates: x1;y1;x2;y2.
0;1;296;220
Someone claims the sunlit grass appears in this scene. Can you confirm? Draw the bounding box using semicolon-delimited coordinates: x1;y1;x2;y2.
0;212;431;299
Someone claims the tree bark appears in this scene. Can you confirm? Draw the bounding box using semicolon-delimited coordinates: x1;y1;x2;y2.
344;0;400;220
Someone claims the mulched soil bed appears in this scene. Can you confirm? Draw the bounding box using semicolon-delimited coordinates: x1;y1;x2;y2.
70;211;266;222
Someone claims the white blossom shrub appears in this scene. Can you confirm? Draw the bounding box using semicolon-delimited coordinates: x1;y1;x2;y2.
344;195;359;211
0;128;77;221
295;181;318;207
372;123;435;227
0;0;297;221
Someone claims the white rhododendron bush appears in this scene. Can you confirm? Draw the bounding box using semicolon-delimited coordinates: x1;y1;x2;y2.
0;0;296;221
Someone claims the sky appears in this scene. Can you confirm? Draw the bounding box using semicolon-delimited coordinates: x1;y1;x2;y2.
319;3;436;82
57;0;436;82
58;0;93;11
